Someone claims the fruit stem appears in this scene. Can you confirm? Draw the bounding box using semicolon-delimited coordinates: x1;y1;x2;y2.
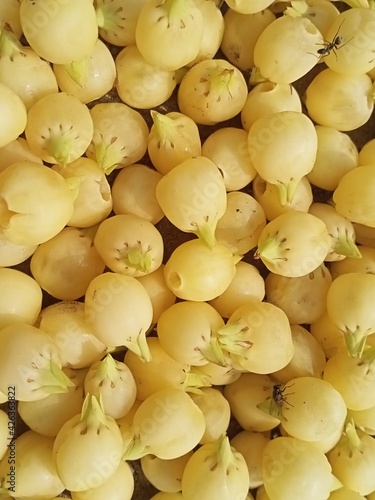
333;231;362;259
343;326;368;357
254;237;284;263
63;58;90;88
95;2;124;32
94;138;125;175
183;370;212;394
199;337;227;366
210;68;235;101
80;394;109;431
38;359;75;394
216;321;253;356
0;23;24;59
96;353;118;383
164;0;192;28
122;435;149;461
150;110;182;147
25;356;75;394
123;330;152;363
46;132;75;167
276;179;298;206
193;219;217;249
117;242;153;274
345;420;362;453
215;434;234;471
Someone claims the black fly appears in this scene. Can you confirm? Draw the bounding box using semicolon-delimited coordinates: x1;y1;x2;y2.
257;383;295;420
272;383;294;409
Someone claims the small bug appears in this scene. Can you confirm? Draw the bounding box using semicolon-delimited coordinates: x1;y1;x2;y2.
272;383;294;409
316;20;353;60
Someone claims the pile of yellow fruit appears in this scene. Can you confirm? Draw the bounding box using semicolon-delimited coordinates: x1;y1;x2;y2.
1;1;375;499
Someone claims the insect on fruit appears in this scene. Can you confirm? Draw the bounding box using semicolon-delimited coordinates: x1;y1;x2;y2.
316;20;353;60
272;383;294;410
